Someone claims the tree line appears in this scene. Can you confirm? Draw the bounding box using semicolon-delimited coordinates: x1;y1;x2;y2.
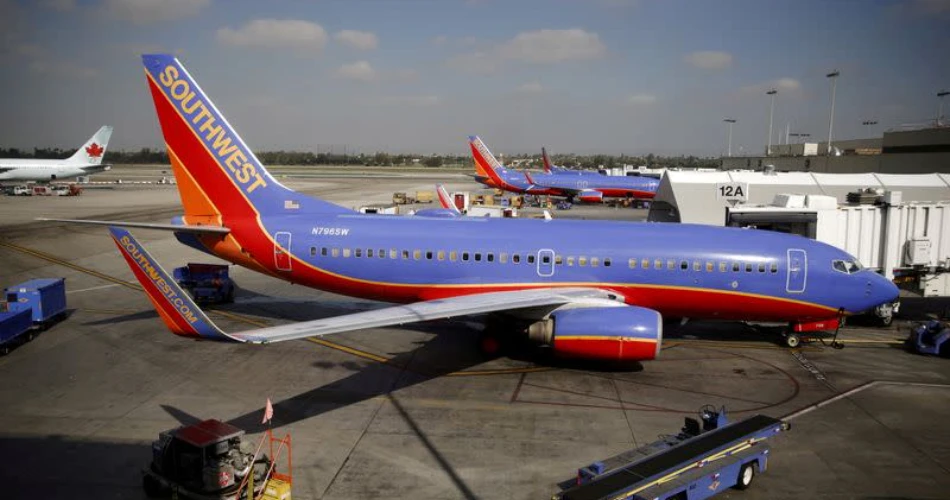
0;147;719;170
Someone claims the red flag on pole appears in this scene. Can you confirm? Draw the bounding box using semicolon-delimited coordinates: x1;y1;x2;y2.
262;398;274;424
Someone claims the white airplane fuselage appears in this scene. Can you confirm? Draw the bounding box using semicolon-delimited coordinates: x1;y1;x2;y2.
0;159;109;182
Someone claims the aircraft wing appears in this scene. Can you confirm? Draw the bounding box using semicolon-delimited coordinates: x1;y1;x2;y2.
39;217;230;234
108;226;624;343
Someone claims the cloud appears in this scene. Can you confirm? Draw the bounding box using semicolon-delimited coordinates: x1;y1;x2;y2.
334;61;376;81
102;0;209;24
334;30;378;50
517;82;544;93
740;77;802;95
683;50;733;70
448;28;605;74
431;35;448;46
41;0;75;11
498;29;606;64
217;19;328;53
625;93;657;105
380;95;442;107
29;60;98;79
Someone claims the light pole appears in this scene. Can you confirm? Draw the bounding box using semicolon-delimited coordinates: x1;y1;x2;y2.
723;118;736;157
766;89;777;156
862;120;878;137
938;90;949;125
826;70;840;156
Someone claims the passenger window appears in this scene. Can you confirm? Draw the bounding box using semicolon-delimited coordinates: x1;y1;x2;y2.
310;247;316;256
604;258;611;267
379;249;385;258
513;254;521;264
500;253;508;263
667;259;675;270
463;252;470;261
475;253;482;262
567;256;575;266
652;259;661;269
579;256;588;266
355;248;362;258
342;248;351;258
692;261;700;272
450;251;458;262
331;248;340;257
641;258;649;268
487;253;494;262
628;258;637;269
402;250;409;259
321;247;328;257
426;251;433;260
758;263;766;273
590;257;598;267
528;255;536;264
732;262;740;272
706;262;714;272
437;250;445;261
542;255;551;264
745;263;753;273
770;262;778;273
719;262;727;272
681;260;689;271
556;255;563;265
413;250;422;260
390;249;398;259
367;249;374;258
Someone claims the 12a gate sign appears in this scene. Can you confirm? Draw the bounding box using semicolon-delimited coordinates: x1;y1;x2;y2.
716;182;749;201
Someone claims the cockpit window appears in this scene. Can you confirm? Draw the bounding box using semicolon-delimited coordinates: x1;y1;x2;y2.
832;259;862;274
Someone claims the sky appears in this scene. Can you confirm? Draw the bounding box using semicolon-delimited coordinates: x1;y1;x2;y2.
0;0;948;156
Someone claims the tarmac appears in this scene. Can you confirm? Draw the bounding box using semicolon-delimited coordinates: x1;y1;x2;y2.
1;169;949;499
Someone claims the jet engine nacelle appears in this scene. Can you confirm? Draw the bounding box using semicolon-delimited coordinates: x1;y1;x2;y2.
527;306;662;361
577;189;604;203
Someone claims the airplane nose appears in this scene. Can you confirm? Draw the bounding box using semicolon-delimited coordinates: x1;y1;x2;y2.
869;272;900;306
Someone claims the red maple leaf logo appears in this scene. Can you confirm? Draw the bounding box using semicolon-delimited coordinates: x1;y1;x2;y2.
85;143;104;158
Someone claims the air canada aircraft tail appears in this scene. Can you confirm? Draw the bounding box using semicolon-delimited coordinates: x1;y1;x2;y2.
141;54;350;221
67;125;112;165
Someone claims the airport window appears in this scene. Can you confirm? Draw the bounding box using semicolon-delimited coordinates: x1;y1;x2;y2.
513;254;521;264
628;258;637;269
641;258;650;268
681;260;689;271
500;252;508;263
528;255;536;264
579;256;588;267
321;247;328;257
355;249;362;258
591;257;599;267
402;250;410;259
343;248;351;258
667;259;675;270
414;250;422;260
450;251;458;262
310;247;316;257
732;262;740;272
426;251;433;260
706;262;714;272
758;263;766;273
487;253;495;262
543;255;552;265
693;261;701;272
367;249;374;258
332;248;339;258
475;253;482;262
463;252;470;262
770;262;778;273
745;263;753;273
390;249;398;259
437;250;445;261
604;258;611;267
719;262;727;272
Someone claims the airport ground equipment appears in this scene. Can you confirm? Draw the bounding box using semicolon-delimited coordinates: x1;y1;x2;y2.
553;406;790;500
909;320;950;357
0;278;67;354
0;308;33;355
556;201;573;210
142;419;292;499
173;264;235;304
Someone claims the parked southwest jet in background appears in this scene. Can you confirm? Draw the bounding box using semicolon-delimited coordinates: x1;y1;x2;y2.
0;126;113;183
48;55;900;359
541;147;598;176
471;136;660;203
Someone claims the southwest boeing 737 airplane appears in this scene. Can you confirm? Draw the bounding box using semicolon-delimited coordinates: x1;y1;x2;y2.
470;136;659;203
0;126;113;183
47;55;900;359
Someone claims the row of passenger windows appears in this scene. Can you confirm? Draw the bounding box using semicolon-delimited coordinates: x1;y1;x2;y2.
308;246;779;273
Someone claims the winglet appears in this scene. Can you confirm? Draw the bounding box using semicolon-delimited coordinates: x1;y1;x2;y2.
108;227;239;342
435;184;461;214
524;170;536;185
542;147;552;174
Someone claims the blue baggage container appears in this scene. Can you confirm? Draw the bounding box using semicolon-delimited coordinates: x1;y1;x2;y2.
0;308;33;352
5;278;67;325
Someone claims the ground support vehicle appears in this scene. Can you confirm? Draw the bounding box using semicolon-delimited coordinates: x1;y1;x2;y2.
553;407;789;500
909;320;950;357
0;278;67;354
0;308;33;355
173;264;235;304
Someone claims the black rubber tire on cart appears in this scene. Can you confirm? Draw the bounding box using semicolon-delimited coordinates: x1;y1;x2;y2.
734;462;756;490
785;333;801;348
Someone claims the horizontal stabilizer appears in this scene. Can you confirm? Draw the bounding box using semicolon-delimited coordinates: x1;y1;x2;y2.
38;218;230;234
